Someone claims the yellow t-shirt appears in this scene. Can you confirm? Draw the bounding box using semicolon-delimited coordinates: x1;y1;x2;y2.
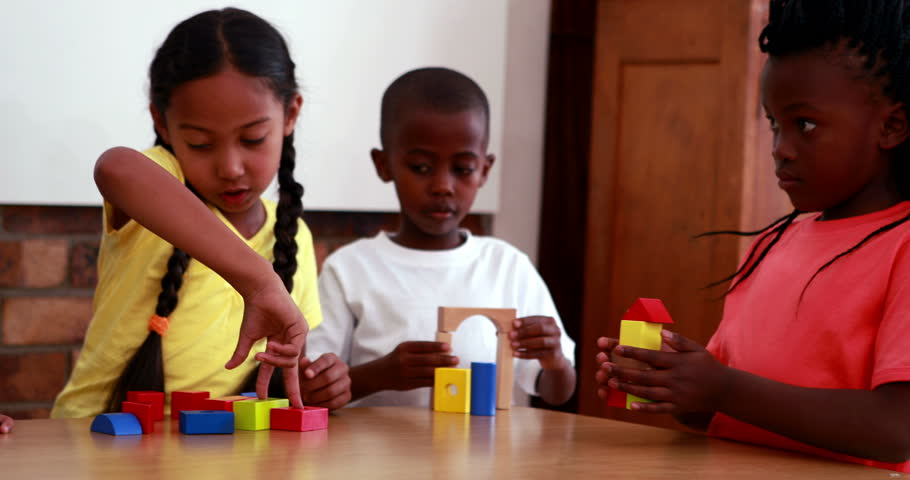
52;146;322;418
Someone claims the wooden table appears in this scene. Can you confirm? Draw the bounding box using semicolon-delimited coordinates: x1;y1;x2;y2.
0;407;896;478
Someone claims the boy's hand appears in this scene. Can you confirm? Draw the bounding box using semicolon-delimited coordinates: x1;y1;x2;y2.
0;414;13;434
510;316;566;370
226;275;308;409
603;330;731;414
379;341;459;391
299;353;352;410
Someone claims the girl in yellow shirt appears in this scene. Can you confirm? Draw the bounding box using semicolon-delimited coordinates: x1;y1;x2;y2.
52;8;350;418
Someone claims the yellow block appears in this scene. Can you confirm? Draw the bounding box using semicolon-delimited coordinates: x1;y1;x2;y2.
626;394;652;408
234;398;290;430
434;368;471;413
619;320;663;350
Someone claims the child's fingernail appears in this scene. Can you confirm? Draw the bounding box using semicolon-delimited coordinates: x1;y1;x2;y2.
615;346;624;355
511;341;519;348
597;389;606;399
661;330;672;340
608;378;619;388
513;320;521;328
305;369;315;379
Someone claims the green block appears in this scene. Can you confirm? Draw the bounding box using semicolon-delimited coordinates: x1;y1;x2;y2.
234;398;290;430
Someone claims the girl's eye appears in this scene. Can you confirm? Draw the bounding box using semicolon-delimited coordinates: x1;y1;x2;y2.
187;142;212;150
797;119;817;133
241;136;266;145
455;166;476;176
766;116;779;131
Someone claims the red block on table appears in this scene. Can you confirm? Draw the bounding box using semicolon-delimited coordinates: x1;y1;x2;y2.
170;391;210;419
606;389;627;409
127;391;165;421
200;396;250;412
122;401;154;434
270;407;328;432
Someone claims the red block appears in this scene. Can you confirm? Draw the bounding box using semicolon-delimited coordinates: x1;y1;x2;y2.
270;407;328;432
122;401;153;434
170;391;210;419
127;391;165;421
606;389;627;409
200;396;250;412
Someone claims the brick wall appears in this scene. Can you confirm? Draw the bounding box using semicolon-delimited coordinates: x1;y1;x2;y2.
0;205;491;419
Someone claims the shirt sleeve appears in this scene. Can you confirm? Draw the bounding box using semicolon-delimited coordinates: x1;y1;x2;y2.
292;220;323;330
307;257;355;363
512;253;576;397
872;239;910;387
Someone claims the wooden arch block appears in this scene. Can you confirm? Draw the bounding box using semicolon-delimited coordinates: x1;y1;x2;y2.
436;307;517;410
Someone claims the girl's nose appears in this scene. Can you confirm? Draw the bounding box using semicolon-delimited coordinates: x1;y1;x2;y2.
216;150;244;179
771;131;796;162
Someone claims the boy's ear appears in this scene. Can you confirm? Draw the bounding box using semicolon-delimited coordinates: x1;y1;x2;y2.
371;148;393;182
283;93;304;136
150;103;170;145
478;154;495;187
881;103;910;150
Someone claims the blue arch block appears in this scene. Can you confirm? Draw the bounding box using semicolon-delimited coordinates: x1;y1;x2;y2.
90;413;143;436
471;362;497;416
180;410;235;435
240;392;257;398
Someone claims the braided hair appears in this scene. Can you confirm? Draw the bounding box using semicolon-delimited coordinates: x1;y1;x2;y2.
707;0;910;297
107;8;303;411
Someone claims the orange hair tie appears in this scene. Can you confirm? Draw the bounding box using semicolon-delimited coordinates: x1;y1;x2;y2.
149;315;170;336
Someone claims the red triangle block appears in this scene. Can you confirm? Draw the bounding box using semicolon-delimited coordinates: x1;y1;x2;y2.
622;298;674;324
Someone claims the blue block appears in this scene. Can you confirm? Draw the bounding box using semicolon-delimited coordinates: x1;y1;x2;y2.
90;413;143;436
470;362;497;416
179;410;235;435
240;392;257;398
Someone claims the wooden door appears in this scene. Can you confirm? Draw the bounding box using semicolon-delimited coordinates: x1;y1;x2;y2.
577;0;787;423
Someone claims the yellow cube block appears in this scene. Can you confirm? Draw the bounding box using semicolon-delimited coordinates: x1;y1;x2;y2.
234;398;290;430
626;393;652;408
619;320;663;350
434;368;471;413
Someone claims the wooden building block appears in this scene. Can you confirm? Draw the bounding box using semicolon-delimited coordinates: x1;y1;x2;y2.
626;394;652;408
619;320;663;350
200;396;250;412
470;362;496;416
170;391;210;419
434;368;471;413
240;392;257;398
622;298;674;324
437;306;516;410
270;407;329;432
179;411;234;434
121;401;153;434
126;391;165;421
234;398;290;431
605;389;627;409
90;413;142;436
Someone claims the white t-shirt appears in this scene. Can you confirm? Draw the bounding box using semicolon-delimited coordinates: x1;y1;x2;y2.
308;230;576;407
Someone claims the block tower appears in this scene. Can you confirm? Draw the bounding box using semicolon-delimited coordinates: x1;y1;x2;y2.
607;298;674;409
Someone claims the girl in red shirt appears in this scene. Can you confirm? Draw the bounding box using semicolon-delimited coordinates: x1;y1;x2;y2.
596;0;910;472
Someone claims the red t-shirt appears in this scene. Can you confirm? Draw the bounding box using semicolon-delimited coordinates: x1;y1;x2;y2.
707;201;910;473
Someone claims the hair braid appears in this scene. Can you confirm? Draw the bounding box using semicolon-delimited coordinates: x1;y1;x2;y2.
273;133;303;292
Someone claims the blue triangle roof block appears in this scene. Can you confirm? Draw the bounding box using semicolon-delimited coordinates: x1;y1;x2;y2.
90;413;143;436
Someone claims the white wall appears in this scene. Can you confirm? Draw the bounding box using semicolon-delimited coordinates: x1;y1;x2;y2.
1;0;551;262
494;0;551;265
0;0;508;212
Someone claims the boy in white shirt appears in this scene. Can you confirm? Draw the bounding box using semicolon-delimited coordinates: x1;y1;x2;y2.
305;67;576;407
